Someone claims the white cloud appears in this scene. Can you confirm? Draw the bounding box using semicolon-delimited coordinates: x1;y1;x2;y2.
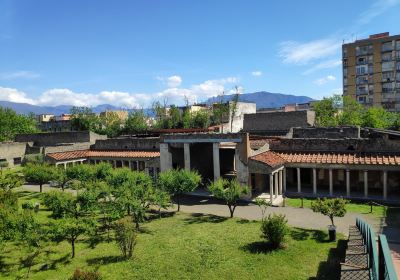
0;76;239;108
0;87;35;104
279;39;341;65
251;71;262;77
302;59;342;75
357;0;399;25
0;71;40;80
157;75;182;88
313;75;336;85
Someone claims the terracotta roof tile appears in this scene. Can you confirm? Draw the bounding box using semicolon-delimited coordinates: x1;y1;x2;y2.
47;150;160;161
250;151;286;168
276;152;400;166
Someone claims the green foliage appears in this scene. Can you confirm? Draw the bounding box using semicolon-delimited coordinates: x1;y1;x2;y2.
43;191;75;218
208;178;248;218
21;201;35;210
66;164;97;184
50;217;96;258
260;214;289;249
152;188;171;218
362;107;397;128
114;217;137;258
158;169;201;211
313;95;341;127
0;171;24;191
254;198;270;220
0;106;38;142
191;110;210;128
124;110;148;134
70;107;101;132
70;268;102;280
23;163;57;192
311;198;348;226
22;154;44;165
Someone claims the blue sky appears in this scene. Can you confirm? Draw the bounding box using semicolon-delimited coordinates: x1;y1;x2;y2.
0;0;399;108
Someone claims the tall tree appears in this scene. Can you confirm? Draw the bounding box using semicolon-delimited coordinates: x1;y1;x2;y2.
23;163;57;192
0;107;38;142
70;106;100;132
125;110;148;134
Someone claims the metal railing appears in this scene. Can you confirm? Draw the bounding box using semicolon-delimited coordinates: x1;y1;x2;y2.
378;235;398;280
356;218;398;280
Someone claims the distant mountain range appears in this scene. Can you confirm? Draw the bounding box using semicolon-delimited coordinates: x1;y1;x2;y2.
0;91;314;115
205;91;314;109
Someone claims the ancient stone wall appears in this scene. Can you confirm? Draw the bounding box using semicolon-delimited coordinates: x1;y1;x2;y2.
93;137;160;151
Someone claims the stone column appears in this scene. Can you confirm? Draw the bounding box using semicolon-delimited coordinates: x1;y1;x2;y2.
213;142;220;181
160;143;172;172
313;168;317;195
329;169;333;196
269;173;274;204
279;170;283;195
297;168;301;193
283;168;286;192
137;161;140;171
346;170;350;197
128;161;132;170
383;170;388;200
364;170;368;198
274;172;278;198
63;162;67;170
184;143;190;170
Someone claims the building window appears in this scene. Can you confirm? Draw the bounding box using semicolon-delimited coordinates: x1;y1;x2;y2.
13;157;22;165
382;41;393;52
397;63;400;71
382;61;395;72
356;75;369;85
356;65;368;75
382;71;394;82
382;52;393;62
343;47;348;58
343;67;348;76
397;40;400;51
343;77;348;86
382;82;394;93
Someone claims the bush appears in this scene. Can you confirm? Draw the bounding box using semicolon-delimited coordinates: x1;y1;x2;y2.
70;268;102;280
261;214;289;249
114;217;137;258
22;154;44;165
43;191;75;218
22;201;35;210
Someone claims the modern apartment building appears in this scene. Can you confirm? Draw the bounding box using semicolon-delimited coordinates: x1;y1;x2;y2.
342;32;400;111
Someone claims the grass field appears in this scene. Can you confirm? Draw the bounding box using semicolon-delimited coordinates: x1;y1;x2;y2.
285;197;387;219
0;191;344;280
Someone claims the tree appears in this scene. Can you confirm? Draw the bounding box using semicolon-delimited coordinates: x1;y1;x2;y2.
151;188;171;218
208;178;248;218
53;167;72;191
66;164;97;185
0;107;38;142
311;198;347;226
23;163;57;192
254;198;270;220
191;110;210;129
42;191;75;218
158;169;201;212
70;107;101;132
313;95;341;127
212;92;229;132
98;111;123;138
362;107;397;129
338;96;364;126
50;217;96;258
125;110;148;134
0;171;24;191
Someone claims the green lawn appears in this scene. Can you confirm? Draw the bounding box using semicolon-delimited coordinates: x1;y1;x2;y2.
285;197;387;219
0;192;345;280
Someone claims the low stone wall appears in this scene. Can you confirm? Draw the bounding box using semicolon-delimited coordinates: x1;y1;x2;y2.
93;137;160;151
15;131;106;146
292;127;360;139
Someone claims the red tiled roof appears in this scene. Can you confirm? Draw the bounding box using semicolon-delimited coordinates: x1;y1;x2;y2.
47;150;160;161
250;151;286;168
277;152;400;166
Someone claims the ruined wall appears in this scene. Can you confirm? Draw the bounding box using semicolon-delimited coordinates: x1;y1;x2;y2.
292;127;360;139
243;110;315;133
0;142;31;167
15;131;106;146
228;102;257;133
43;143;92;154
93;137;160;151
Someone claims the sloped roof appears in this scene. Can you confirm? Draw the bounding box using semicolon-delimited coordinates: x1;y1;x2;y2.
250;151;286;168
47;150;160;161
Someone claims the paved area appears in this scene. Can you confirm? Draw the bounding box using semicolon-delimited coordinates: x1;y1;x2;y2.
177;195;379;235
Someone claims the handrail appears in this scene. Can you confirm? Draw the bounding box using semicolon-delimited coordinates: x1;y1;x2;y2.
379;235;398;280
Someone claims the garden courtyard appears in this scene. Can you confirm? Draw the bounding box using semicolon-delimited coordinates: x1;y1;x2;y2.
2;187;395;280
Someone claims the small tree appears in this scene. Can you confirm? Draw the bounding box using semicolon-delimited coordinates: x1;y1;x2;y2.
23;163;57;192
311;198;347;226
0;171;24;191
254;198;270;220
208;178;248;218
152;188;171;218
43;191;75;218
51;217;96;258
261;214;289;249
158;169;201;211
114;217;137;258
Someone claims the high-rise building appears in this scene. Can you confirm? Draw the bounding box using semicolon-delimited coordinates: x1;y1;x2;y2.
342;32;400;111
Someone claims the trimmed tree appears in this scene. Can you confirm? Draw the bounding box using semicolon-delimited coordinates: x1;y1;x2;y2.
158;169;201;212
311;198;348;226
208;178;248;218
23;163;57;192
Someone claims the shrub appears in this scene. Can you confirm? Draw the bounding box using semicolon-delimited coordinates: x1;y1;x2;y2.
261;214;289;249
70;268;102;280
22;154;44;165
114;217;137;258
22;201;35;210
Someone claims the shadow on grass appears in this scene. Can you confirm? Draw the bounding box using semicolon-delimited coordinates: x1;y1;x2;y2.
86;255;125;266
240;241;281;254
183;213;228;224
146;210;176;222
290;228;329;243
17;191;42;200
40;253;71;271
309;239;347;280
